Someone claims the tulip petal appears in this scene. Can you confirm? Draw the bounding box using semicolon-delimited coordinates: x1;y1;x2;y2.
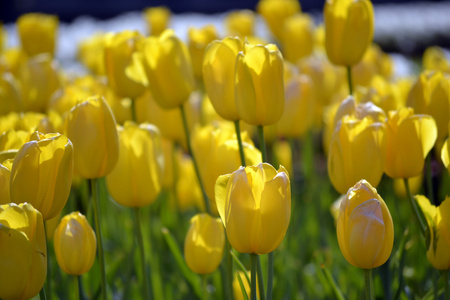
215;173;231;227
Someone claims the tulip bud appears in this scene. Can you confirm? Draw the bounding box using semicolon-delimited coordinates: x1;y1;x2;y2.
106;122;163;208
256;0;301;41
0;203;47;300
126;29;196;109
416;195;450;270
10;132;73;220
203;37;244;121
17;13;58;57
176;152;204;212
188;25;218;80
235;43;285;126
53;212;96;276
281;13;314;63
184;213;225;274
337;180;394;269
215;163;291;254
0;163;11;204
143;6;171;37
385;107;437;178
0;72;23;114
225;10;255;38
423;46;450;74
64;95;119;179
104;30;146;99
324;0;374;66
78;33;107;76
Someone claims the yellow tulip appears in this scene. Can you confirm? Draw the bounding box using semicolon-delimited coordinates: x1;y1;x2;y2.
235;43;285;126
10;132;73;220
191;122;261;213
256;0;301;41
0;23;5;52
188;25;218;79
416;195;450;270
104;30;146;98
0;202;46;300
64;95;119;179
176;151;204;212
45;213;61;241
143;6;171;36
184;213;225;274
17;13;58;57
324;0;374;66
0;72;23;114
126;29;195;109
225;10;255;38
0;162;11;204
358;76;403;113
77;32;107;75
106;122;163;208
203;36;244;121
273;140;293;176
328;100;387;194
442;123;450;172
233;271;260;300
337;180;394;269
352;44;393;87
281;13;314;63
0;129;31;151
385;107;437;178
215;163;291;254
423;46;450;74
54;212;97;275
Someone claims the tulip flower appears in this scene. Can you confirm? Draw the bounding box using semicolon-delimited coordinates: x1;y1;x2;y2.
423;46;450;73
256;0;301;41
10;132;73;220
0;72;23;114
337;180;394;269
215;163;291;254
203;36;244;121
324;0;374;67
235;43;285;126
416;195;450;270
106;122;164;208
225;10;255;38
384;107;437;179
104;30;146;99
64;95;119;179
54;212;97;275
143;6;171;36
17;13;58;57
126;29;196;109
176;152;204;212
281;13;314;63
442;122;450;173
188;25;218;79
0;163;11;204
78;32;107;75
184;213;225;274
0;203;46;300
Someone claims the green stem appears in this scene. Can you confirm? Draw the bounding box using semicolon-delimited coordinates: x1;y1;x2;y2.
444;270;450;300
403;178;426;235
39;285;47;300
90;178;108;300
77;276;87;300
225;240;233;300
234;120;246;167
426;154;434;203
134;208;151;300
179;104;211;214
256;256;266;300
43;222;51;300
257;125;267;163
202;275;208;300
364;269;374;300
347;66;353;96
250;254;258;300
266;253;273;300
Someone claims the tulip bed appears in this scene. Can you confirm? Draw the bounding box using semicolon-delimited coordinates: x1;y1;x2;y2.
1;0;450;300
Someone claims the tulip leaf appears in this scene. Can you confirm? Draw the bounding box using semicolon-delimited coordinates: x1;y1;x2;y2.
320;264;345;300
161;227;203;298
230;250;251;286
237;272;250;300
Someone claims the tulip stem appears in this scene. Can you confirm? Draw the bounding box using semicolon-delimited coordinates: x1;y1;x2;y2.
90;178;108;300
225;240;233;300
179;104;212;214
347;66;353;96
256;256;266;300
257;125;267;163
443;270;450;300
202;275;208;300
250;254;258;300
403;178;427;235
364;269;374;300
77;276;87;300
234;120;246;167
266;252;273;300
39;285;47;300
134;207;151;300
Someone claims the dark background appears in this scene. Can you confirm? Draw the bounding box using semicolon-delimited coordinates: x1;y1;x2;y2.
0;0;447;23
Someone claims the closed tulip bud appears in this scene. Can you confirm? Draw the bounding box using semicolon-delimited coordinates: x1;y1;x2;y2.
328;101;387;194
281;13;314;63
423;46;450;74
191;122;261;213
64;95;119;179
0;203;47;300
416;195;450;270
215;163;291;254
225;10;255;38
126;29;195;109
143;6;171;37
106;122;163;208
10;132;73;220
176;152;204;212
235;43;285;126
353;44;394;87
385;107;437;178
17;13;58;57
0;72;23;114
104;31;146;99
257;0;301;41
188;25;218;79
324;0;374;66
442;122;450;172
337;180;394;269
273;140;293;176
203;37;244;121
78;33;107;75
184;213;225;274
54;212;96;275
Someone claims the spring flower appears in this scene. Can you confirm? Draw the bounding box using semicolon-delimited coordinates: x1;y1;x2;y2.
257;0;301;40
143;6;171;36
188;25;218;79
17;13;58;57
